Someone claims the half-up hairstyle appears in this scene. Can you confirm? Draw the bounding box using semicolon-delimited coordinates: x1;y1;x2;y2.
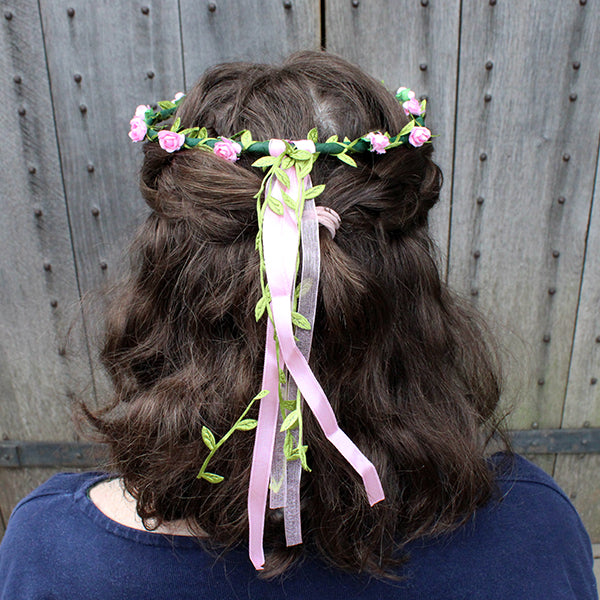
80;50;505;579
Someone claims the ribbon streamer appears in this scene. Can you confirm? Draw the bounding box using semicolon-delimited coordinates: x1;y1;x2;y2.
247;140;385;570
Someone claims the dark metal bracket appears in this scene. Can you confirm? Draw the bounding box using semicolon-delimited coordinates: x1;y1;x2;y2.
1;429;599;468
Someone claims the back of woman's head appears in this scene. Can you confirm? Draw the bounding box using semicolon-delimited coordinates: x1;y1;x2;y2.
82;50;503;578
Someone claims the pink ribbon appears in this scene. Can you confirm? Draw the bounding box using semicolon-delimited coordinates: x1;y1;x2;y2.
247;140;385;570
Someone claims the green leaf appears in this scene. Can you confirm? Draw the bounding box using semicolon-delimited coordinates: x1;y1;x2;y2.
325;134;338;143
253;389;270;400
279;369;287;385
281;400;296;411
157;100;176;110
180;127;199;136
169;117;181;132
283;431;294;458
269;476;283;493
252;156;278;168
281;191;297;210
298;161;314;179
198;127;208;139
240;130;253;149
291;311;311;330
290;149;312;161
307;127;318;143
202;426;216;451
298;445;311;471
236;418;258;431
267;195;284;215
303;184;325;200
399;120;416;137
343;136;351;143
255;295;267;321
280;156;294;170
280;410;299;432
274;167;291;188
200;472;224;484
336;152;357;167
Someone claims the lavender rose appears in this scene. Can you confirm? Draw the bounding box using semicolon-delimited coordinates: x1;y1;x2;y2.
128;117;147;142
213;137;242;162
366;132;390;154
408;126;431;147
157;130;185;153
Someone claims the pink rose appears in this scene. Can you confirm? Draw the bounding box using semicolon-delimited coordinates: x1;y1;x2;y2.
213;137;242;162
408;126;431;147
128;116;147;142
172;92;185;102
134;104;150;118
157;129;185;152
366;131;390;154
403;98;423;116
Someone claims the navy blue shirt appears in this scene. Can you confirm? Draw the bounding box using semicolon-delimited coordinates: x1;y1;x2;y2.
0;454;596;599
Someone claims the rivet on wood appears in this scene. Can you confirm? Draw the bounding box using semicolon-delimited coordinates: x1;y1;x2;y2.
18;107;26;116
479;152;487;161
484;94;492;102
34;207;43;217
147;70;155;79
100;260;108;270
87;163;95;173
596;335;600;343
419;63;428;72
43;262;52;272
552;250;560;258
58;347;66;356
489;0;497;5
548;287;556;295
421;0;429;5
4;11;13;20
572;61;581;70
476;196;484;205
542;334;551;343
352;0;360;6
141;6;150;14
283;0;292;8
50;299;58;308
569;93;577;102
531;421;539;429
28;166;36;174
74;73;82;83
562;153;570;162
557;196;565;204
591;378;598;385
485;61;494;71
583;420;591;428
13;75;22;84
91;206;100;217
570;491;577;499
67;7;75;17
473;250;481;259
580;0;587;5
537;378;544;386
79;104;87;114
75;452;83;460
470;288;479;297
208;2;217;11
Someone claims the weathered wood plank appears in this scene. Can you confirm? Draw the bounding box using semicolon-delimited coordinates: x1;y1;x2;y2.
448;0;600;432
554;143;600;540
326;0;460;267
179;0;320;88
0;0;93;526
39;0;184;298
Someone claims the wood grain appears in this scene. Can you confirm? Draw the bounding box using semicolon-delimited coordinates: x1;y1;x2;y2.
179;0;320;88
0;0;93;525
448;0;600;434
326;0;460;267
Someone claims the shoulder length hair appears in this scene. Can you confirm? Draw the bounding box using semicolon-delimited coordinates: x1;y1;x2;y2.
80;50;505;579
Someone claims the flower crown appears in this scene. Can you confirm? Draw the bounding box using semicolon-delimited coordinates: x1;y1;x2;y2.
127;86;433;570
128;87;432;160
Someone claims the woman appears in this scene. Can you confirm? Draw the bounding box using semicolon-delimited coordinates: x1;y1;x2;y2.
0;51;596;599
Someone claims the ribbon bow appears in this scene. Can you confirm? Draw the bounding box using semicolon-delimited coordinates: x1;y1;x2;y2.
247;139;385;570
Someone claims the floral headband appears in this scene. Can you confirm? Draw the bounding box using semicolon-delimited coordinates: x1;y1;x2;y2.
128;87;433;570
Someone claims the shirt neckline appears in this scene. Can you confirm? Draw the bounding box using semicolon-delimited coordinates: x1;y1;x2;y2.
73;471;203;549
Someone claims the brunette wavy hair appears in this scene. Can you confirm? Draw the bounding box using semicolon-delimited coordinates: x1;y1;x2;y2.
80;50;506;578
